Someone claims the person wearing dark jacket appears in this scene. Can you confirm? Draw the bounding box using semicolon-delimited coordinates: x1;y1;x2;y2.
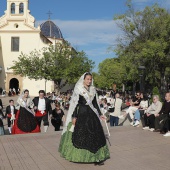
154;92;170;136
51;102;65;131
5;99;17;134
33;90;52;133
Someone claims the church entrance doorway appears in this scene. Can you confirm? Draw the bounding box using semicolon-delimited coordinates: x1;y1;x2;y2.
9;78;19;95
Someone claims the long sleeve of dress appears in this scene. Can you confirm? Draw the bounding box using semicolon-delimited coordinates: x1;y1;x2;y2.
0;99;3;109
72;104;79;118
92;95;102;116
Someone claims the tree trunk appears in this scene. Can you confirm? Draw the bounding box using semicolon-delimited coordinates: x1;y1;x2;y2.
132;82;136;96
54;79;68;95
54;79;61;95
160;67;166;99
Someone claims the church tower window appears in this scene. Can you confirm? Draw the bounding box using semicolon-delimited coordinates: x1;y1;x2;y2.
19;3;24;14
11;3;15;14
11;37;20;52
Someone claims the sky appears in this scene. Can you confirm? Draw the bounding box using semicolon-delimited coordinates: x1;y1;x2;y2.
0;0;169;72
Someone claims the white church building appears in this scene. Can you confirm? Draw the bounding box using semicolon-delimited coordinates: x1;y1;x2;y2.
0;0;70;96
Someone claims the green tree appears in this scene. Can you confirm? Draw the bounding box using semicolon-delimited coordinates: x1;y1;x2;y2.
11;41;94;93
151;86;162;103
114;1;170;93
94;58;126;89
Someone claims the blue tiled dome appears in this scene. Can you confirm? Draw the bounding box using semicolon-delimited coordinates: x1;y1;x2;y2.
40;20;63;39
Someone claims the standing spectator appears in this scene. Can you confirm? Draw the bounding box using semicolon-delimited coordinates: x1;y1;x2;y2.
143;95;162;131
2;89;6;96
13;88;16;95
52;92;56;104
50;103;65;131
110;93;122;126
17;88;20;95
8;89;12;97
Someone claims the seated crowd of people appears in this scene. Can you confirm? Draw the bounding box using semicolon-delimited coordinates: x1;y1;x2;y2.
98;90;170;137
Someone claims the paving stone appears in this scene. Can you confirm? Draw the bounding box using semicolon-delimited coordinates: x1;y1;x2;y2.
0;96;170;170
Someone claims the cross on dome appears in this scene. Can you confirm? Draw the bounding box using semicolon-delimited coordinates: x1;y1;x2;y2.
47;10;53;20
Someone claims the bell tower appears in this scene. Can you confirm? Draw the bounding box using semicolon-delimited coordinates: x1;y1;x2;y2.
2;0;35;27
6;0;29;18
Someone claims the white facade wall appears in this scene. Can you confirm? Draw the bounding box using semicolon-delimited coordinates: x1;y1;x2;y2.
0;0;54;96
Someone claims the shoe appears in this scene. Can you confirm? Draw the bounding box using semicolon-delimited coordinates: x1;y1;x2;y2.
149;128;155;132
94;161;104;166
163;132;170;137
153;129;160;132
133;120;140;127
160;131;166;134
143;127;149;130
130;122;134;126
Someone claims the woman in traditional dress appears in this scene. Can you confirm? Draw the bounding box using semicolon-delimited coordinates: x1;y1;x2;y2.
12;89;40;134
59;72;110;165
51;102;65;131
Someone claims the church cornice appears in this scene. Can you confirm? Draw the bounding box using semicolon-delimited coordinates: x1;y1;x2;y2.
0;18;39;31
0;30;40;33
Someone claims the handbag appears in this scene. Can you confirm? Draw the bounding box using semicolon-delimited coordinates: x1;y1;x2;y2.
108;107;115;113
108;98;116;113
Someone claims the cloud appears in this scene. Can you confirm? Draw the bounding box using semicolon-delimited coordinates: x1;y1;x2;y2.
36;19;121;47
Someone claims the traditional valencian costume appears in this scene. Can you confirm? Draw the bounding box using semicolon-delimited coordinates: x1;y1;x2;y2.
12;90;40;134
59;73;110;164
32;90;52;133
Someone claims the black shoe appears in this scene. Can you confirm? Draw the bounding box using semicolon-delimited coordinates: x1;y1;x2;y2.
153;129;160;132
94;161;104;166
160;131;166;134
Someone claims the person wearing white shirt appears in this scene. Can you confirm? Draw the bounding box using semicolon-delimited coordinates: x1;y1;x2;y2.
110;93;122;126
133;94;148;127
5;100;16;134
33;90;52;133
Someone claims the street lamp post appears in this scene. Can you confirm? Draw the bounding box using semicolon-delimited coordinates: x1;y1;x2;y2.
138;66;146;92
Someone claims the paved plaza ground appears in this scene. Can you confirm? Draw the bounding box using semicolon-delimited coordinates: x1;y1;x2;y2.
0;96;170;170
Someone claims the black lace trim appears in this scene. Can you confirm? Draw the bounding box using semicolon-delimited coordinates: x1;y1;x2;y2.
72;106;106;154
17;107;37;132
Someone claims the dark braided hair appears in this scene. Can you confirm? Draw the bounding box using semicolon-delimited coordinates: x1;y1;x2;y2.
84;72;92;79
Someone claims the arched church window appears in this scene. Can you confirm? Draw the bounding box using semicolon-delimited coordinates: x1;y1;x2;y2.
11;3;15;14
19;3;24;14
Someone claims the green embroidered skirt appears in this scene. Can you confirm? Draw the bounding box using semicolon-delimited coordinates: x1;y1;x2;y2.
58;123;110;163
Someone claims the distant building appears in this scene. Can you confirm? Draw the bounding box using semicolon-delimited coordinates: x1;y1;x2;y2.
0;0;73;95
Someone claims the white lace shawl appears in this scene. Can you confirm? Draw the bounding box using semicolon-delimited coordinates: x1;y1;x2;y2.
15;90;34;114
62;73;100;135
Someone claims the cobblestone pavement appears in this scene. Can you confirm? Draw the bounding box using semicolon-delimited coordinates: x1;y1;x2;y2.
0;96;170;170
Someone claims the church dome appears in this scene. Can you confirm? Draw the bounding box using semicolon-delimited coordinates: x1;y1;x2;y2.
40;20;63;39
